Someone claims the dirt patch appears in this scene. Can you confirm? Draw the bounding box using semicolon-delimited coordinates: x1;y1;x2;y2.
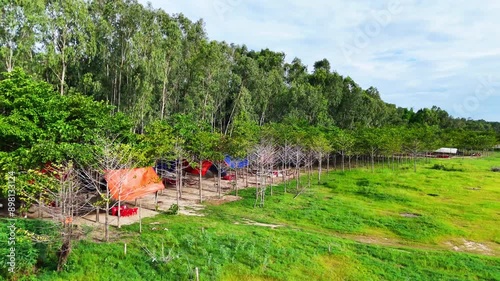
465;187;481;191
234;218;283;229
445;239;493;255
179;205;205;216
348;235;408;249
205;195;242;206
400;213;421;218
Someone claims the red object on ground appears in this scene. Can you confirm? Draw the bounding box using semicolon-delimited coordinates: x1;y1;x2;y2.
184;160;213;176
104;167;165;201
222;175;235;181
110;205;138;217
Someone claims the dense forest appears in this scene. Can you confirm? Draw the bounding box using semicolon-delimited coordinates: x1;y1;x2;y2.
1;0;499;171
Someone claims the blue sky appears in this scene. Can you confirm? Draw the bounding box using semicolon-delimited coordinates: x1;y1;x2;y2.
140;0;500;122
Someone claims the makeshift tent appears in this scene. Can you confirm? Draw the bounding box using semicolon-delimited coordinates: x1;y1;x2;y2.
184;160;214;176
224;155;249;169
184;160;229;177
104;167;164;201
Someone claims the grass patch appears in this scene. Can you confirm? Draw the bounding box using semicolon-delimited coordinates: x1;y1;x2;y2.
3;153;500;280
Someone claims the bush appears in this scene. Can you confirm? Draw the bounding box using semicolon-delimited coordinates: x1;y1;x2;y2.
430;164;463;172
163;204;179;215
0;219;60;280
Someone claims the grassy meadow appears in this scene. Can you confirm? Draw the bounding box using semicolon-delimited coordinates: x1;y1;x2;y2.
9;154;500;280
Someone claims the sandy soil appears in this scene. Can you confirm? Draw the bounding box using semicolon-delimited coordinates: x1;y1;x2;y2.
55;170;294;228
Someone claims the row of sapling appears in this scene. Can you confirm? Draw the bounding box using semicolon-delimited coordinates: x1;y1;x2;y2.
13;124;496;271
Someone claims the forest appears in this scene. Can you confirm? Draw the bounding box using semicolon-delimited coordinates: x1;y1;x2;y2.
0;0;500;161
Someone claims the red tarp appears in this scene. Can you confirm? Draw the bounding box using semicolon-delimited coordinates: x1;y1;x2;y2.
184;160;213;176
104;167;164;201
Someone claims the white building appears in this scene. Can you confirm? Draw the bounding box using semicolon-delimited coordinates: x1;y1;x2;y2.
434;148;458;154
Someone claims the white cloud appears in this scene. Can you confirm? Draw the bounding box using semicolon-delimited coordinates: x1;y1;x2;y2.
141;0;500;121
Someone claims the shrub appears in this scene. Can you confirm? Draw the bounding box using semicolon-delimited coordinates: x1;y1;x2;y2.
431;164;463;172
163;204;179;215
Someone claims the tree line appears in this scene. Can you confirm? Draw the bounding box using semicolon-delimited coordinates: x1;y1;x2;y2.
1;0;499;136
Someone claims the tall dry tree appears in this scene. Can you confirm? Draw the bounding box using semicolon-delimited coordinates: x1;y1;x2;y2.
277;143;294;193
290;145;305;197
27;162;95;271
76;137;134;241
249;142;276;207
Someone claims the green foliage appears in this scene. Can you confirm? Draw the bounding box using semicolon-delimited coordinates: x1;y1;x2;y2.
163;204;179;215
0;219;60;279
0;69;132;200
430;164;464;172
2;0;499;134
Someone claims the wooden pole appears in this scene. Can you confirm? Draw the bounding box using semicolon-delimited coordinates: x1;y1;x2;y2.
199;160;203;203
139;199;142;234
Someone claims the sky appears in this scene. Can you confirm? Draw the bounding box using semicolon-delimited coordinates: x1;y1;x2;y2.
140;0;500;122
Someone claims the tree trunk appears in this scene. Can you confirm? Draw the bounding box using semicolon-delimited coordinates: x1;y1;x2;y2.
371;153;375;172
57;239;71;271
326;153;330;174
341;153;345;172
217;162;222;199
318;152;322;184
105;183;110;242
413;153;417;172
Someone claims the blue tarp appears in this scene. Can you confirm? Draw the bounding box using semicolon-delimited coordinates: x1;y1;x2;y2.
224;155;249;169
155;160;177;172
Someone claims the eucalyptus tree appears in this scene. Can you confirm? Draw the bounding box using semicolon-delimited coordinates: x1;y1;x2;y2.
335;77;364;129
42;0;95;95
0;0;45;73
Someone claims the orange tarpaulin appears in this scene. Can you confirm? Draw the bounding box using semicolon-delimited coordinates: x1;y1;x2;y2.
104;167;164;201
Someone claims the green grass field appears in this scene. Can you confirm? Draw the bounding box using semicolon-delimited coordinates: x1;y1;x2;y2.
8;154;500;280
